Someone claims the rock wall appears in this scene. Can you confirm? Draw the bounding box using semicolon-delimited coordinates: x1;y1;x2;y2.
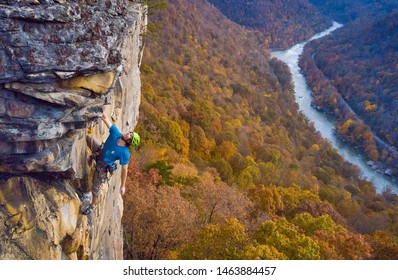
0;0;146;260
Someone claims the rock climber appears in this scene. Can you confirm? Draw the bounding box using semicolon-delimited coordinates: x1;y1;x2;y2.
82;112;140;215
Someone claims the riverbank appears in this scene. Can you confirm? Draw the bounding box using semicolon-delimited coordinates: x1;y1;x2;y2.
271;22;397;193
310;101;398;184
300;35;398;185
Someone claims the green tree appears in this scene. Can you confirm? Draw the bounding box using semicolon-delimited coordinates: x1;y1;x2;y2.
145;160;174;186
292;213;344;235
174;219;248;260
292;213;371;259
243;244;287;260
253;218;321;260
161;118;190;156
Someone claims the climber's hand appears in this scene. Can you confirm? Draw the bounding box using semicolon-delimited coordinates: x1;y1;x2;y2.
120;185;126;196
100;112;112;128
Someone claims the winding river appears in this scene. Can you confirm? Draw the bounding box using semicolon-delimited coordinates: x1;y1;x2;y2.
271;22;397;193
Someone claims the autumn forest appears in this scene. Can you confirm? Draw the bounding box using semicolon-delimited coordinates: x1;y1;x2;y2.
122;0;398;260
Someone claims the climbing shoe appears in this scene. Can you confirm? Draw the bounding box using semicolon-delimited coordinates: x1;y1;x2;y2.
82;205;94;215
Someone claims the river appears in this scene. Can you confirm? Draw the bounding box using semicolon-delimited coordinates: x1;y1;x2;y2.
271;22;397;194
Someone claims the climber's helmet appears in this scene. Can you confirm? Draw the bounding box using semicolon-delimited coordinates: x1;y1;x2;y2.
131;132;140;148
122;131;140;148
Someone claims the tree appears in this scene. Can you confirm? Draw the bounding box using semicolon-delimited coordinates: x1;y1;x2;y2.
276;186;319;218
247;184;284;216
187;172;251;225
173;218;249;260
366;231;398;259
243;244;287;260
211;158;234;183
314;230;371;260
292;213;344;236
123;160;197;259
215;140;238;161
145;160;174;186
292;213;371;259
253;218;321;260
162;118;190;156
295;199;347;227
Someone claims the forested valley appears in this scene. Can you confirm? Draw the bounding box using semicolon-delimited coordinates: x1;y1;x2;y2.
300;2;398;179
122;0;398;260
207;0;331;49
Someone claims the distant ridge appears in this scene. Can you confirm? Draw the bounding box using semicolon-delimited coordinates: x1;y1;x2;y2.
207;0;331;48
309;0;398;23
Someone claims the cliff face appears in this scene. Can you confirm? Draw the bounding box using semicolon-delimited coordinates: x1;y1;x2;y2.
0;0;146;260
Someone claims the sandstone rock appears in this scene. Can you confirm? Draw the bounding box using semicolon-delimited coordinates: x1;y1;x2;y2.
62;71;116;95
0;176;81;259
5;82;95;107
0;130;88;179
61;217;85;255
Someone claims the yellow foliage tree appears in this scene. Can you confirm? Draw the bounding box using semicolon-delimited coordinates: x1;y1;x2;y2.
173;218;248;260
254;218;321;260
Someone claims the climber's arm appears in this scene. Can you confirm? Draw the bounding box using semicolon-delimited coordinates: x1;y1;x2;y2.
120;164;128;195
101;113;113;129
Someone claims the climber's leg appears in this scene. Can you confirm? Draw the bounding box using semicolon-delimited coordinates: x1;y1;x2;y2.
82;135;102;214
82;169;101;215
86;135;101;153
91;170;101;206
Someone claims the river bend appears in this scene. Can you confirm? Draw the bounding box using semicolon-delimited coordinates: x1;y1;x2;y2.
271;22;397;193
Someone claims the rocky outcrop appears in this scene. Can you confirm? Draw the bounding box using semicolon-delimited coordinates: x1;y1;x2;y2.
0;0;146;259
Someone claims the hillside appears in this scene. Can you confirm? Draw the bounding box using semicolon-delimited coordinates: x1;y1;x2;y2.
309;0;398;23
299;11;398;177
207;0;331;48
122;0;398;260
